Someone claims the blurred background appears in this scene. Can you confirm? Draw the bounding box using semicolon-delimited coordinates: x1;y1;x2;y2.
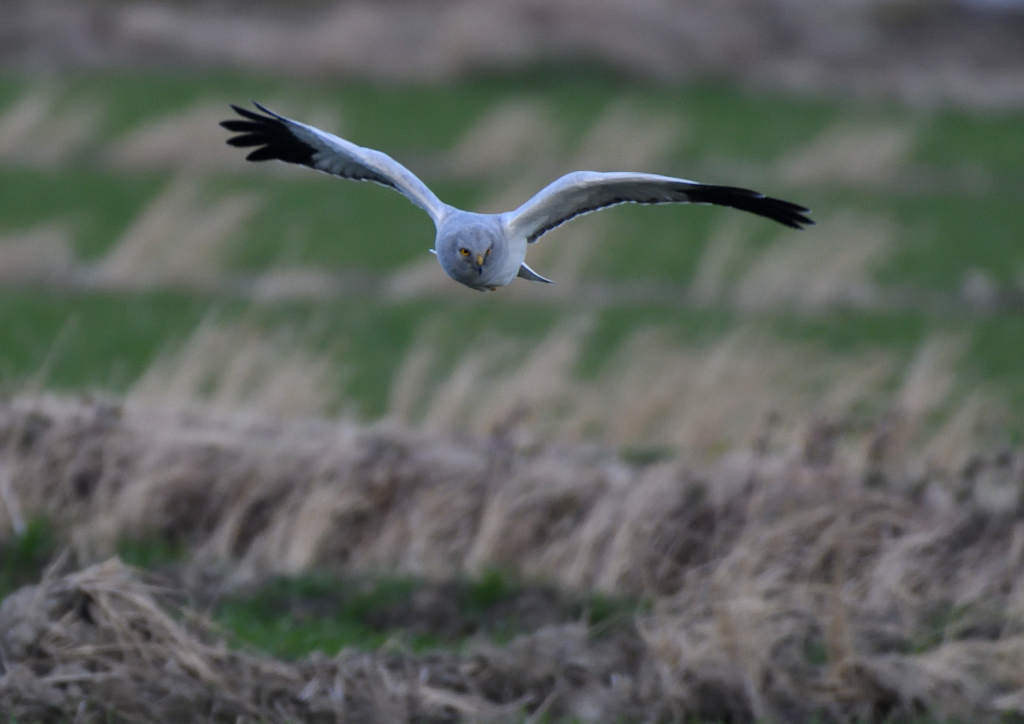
3;2;1024;722
0;0;1023;456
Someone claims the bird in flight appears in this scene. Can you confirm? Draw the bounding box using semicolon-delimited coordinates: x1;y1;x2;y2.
222;102;813;292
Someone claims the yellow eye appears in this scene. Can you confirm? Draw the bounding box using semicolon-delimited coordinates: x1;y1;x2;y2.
486;249;491;255
460;248;470;256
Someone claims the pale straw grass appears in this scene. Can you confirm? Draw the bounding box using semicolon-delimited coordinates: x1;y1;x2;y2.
733;213;892;311
385;252;462;297
105;100;252;172
688;216;753;306
777;120;918;187
392;321;899;458
0;87;104;169
105;99;342;174
89;175;258;289
446;97;558;178
571;101;686;173
39;309;990;467
0;223;76;284
129;318;341;418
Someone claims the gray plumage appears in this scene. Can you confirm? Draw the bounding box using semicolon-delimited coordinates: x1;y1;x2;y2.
222;102;814;292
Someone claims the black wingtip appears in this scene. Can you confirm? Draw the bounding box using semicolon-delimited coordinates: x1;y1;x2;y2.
686;185;815;230
221;101;316;166
251;100;277;117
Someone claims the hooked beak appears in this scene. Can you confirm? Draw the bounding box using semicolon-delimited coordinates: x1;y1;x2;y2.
475;254;485;267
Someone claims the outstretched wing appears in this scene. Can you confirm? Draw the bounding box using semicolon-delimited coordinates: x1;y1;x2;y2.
221;102;450;225
503;171;813;243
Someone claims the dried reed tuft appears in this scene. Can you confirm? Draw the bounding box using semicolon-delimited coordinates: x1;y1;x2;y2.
105;101;254;172
733;213;892;311
105;100;343;174
0;224;76;285
1;390;1022;721
122;315;988;465
0;88;104;169
570;101;686;174
688;216;753;307
0;311;1015;721
0;558;655;723
447;97;559;178
89;175;258;290
777;121;917;187
129;318;342;418
391;322;903;458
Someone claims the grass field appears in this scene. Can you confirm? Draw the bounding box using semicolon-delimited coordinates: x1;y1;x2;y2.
1;70;1024;722
0;71;1023;427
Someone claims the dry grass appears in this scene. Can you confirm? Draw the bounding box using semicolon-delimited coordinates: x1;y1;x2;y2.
0;558;659;723
0;178;259;295
104;99;343;174
387;320;919;459
685;211;894;312
0;87;104;169
0;223;76;285
688;217;751;307
688;209;897;311
776;121;918;187
89;175;258;290
130;318;343;418
446;97;559;178
732;213;893;311
0;385;1021;721
110;315;986;462
0;318;1016;722
570;102;686;174
105;100;254;172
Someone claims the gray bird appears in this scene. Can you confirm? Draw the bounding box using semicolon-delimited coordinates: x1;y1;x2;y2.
222;102;813;291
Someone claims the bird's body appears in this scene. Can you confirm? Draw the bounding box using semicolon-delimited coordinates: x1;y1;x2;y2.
222;103;814;291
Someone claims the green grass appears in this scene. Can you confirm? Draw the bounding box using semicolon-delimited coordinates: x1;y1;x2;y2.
117;532;189;569
0;519;194;600
0;289;213;394
214;573;427;657
0;518;57;599
213;566;649;658
0;167;166;259
0;525;648;660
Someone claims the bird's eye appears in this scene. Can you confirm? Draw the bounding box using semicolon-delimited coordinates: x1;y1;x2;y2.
486;249;491;255
460;248;470;256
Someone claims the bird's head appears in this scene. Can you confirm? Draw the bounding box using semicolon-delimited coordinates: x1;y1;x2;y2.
436;219;501;288
457;239;492;275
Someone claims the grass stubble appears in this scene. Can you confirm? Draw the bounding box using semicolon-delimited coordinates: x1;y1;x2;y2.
0;321;1022;723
